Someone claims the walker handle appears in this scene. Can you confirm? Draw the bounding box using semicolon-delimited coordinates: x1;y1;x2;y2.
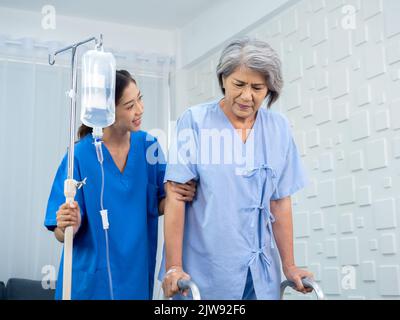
177;279;202;300
280;277;325;300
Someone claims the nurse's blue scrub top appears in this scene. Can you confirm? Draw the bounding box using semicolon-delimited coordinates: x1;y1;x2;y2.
159;100;308;300
44;131;166;300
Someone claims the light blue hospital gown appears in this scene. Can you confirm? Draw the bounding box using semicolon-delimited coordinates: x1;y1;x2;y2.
159;100;307;300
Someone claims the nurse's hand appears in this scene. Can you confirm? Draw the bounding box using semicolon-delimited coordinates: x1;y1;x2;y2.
283;265;314;294
170;180;197;202
162;266;191;298
56;201;81;236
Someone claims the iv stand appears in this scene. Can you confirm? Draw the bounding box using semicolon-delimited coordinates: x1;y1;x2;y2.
48;34;103;300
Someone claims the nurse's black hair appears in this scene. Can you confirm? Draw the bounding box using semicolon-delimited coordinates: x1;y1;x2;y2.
77;70;137;140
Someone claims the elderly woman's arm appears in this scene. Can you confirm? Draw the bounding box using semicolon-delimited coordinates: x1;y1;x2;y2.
162;181;191;297
270;196;313;294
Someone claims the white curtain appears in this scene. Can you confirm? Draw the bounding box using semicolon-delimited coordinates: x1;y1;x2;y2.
0;36;173;291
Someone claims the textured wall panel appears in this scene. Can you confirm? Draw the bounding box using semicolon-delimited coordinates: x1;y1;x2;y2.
282;8;299;36
320;152;334;172
306;179;318;198
390;99;400;129
387;40;400;65
335;102;350;123
322;267;341;295
294;131;307;156
365;45;387;79
350;150;364;172
294;211;310;238
336;176;355;205
373;198;397;230
378;266;400;296
361;261;376;282
325;238;338;258
309;263;322;281
357;85;372;106
286;54;303;82
311;15;328;46
380;233;397;255
340;237;360;266
330;67;350;99
333;29;352;62
304;49;317;69
358;186;372;207
385;0;400;38
307;129;320;148
340;212;354;234
316;70;329;91
294;241;309;267
311;211;324;230
366;138;388;170
351;110;370;141
375;110;390;132
393;137;400;158
319;179;336;208
285;83;302;110
363;0;383;21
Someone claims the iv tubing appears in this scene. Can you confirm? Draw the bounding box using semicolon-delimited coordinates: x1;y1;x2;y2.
93;128;115;300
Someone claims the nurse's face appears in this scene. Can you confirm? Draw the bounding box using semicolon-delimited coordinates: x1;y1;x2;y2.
114;81;143;132
222;66;268;121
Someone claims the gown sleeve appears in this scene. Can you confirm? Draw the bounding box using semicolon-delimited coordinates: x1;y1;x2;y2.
164;110;199;184
44;153;86;231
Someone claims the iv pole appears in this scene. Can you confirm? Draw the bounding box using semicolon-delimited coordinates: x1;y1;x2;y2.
49;34;103;300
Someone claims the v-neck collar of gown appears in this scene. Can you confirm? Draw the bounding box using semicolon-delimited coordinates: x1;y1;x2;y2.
217;99;260;145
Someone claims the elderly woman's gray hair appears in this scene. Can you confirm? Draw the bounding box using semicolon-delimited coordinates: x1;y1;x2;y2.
216;38;283;108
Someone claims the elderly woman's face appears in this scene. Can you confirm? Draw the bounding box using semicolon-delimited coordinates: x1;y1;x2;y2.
222;66;268;120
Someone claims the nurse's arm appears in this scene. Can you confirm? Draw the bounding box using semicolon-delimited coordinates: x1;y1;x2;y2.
159;180;197;215
158;198;166;215
164;181;186;270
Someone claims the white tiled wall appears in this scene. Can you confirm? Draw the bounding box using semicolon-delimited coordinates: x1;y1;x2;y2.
174;0;400;299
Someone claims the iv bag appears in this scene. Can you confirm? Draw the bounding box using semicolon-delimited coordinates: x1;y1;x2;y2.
81;49;116;128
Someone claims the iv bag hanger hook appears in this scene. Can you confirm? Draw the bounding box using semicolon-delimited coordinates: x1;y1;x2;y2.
48;34;103;65
95;34;104;51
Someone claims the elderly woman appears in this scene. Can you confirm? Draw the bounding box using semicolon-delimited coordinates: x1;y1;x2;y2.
161;38;313;300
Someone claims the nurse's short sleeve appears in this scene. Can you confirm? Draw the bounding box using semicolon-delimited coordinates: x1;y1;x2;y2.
271;129;308;201
144;134;167;200
156;148;167;199
164;110;199;184
44;154;85;231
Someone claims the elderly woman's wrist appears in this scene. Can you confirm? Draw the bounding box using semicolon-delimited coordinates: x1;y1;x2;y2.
282;263;296;271
166;265;183;272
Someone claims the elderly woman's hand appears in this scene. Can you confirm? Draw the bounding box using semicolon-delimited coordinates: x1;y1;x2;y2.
283;265;314;294
162;266;191;298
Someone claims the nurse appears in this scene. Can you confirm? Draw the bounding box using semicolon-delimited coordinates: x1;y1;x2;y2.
44;70;196;300
161;38;313;300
